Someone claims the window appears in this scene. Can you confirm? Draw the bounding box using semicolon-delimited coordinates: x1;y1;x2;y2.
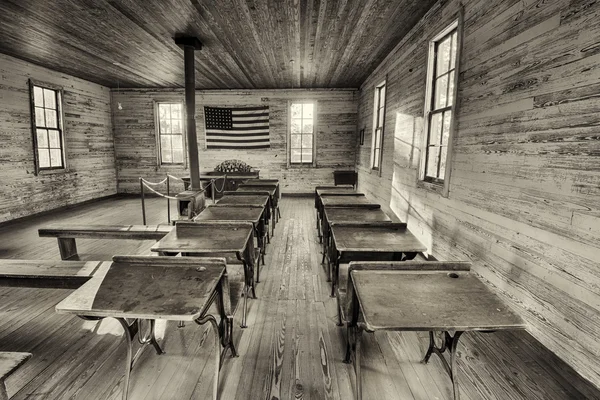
289;102;315;165
30;81;65;172
371;81;386;170
421;20;460;187
157;102;185;165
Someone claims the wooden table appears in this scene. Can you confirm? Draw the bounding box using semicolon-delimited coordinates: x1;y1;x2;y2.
56;256;237;400
239;180;280;199
322;206;392;264
194;205;267;270
216;193;272;240
151;221;257;327
236;184;281;229
342;261;526;400
317;194;378;241
329;222;426;297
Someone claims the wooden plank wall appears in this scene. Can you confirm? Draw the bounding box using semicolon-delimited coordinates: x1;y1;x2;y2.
0;53;116;223
356;0;600;389
112;89;358;193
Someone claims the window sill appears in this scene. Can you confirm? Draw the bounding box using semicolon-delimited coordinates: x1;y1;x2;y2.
37;168;70;176
157;164;187;170
288;163;316;169
416;179;445;196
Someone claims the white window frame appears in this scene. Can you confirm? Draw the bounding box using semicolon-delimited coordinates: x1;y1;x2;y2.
371;80;387;173
419;12;463;198
29;79;67;175
154;101;187;167
287;100;317;167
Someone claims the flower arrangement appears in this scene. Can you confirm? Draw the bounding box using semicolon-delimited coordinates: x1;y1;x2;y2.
215;159;253;173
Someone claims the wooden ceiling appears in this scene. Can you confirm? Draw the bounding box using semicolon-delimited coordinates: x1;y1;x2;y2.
0;0;437;89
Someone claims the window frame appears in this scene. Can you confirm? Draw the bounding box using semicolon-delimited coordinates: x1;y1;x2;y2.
371;79;387;174
29;79;67;175
418;11;463;198
154;100;187;168
287;100;317;168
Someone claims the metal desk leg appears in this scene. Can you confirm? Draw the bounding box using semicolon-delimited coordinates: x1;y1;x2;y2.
422;330;465;400
196;315;221;400
116;318;164;400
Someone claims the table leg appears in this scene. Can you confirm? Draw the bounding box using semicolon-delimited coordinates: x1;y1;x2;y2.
57;238;78;260
330;260;339;297
116;318;164;400
422;330;465;400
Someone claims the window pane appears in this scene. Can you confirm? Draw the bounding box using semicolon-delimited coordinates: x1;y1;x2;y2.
439;145;448;180
43;89;56;109
302;121;313;134
447;71;455;106
45;109;57;128
291;134;301;149
48;130;61;148
437;37;452;76
172;134;183;150
36;129;48;148
434;74;449;109
38;149;50;168
50;149;62;167
33;86;44;107
302;134;313;149
160;119;171;134
35;107;46;127
374;128;382;148
442;112;452;146
291;104;302;119
159;104;170;120
426;146;440;178
379;86;386;104
301;149;313;163
303;103;314;119
373;148;380;169
450;32;458;68
172;148;184;164
171;104;182;119
171;119;182;134
291;119;301;134
429;113;443;146
161;135;172;163
291;148;302;163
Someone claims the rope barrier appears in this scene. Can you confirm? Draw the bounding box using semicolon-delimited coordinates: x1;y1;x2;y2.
166;174;184;182
213;178;226;193
141;182;180;200
140;177;168;186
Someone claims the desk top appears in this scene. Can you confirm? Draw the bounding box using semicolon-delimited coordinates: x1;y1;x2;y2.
316;188;360;197
217;194;270;207
351;269;526;332
240;181;279;187
235;187;277;197
321;196;376;208
194;205;263;224
151;221;253;254
324;208;391;224
56;256;226;321
331;223;426;253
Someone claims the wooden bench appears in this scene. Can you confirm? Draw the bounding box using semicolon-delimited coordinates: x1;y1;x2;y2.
38;225;173;260
0;259;107;289
1;352;31;400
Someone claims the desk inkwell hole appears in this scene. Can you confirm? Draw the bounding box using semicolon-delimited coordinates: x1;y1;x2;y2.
448;272;459;279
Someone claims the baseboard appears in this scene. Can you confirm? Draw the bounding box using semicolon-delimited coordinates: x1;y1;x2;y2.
0;193;121;228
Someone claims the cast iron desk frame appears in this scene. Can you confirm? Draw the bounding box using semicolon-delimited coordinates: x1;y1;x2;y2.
151;221;257;328
329;222;427;297
55;256;237;400
342;261;526;400
216;193;272;242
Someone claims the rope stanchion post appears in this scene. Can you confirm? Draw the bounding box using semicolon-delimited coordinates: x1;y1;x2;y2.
140;177;147;225
166;175;171;224
211;179;215;204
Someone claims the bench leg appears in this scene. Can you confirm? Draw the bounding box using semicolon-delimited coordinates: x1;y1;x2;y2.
57;238;78;260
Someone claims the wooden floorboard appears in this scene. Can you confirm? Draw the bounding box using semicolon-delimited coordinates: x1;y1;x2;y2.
0;196;598;399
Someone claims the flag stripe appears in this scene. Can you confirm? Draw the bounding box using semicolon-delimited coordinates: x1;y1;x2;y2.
206;128;269;134
208;138;269;143
207;144;271;149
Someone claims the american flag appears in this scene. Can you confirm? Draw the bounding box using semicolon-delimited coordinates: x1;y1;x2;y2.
204;106;270;149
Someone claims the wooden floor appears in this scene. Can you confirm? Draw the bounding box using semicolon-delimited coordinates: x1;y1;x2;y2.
0;196;598;400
